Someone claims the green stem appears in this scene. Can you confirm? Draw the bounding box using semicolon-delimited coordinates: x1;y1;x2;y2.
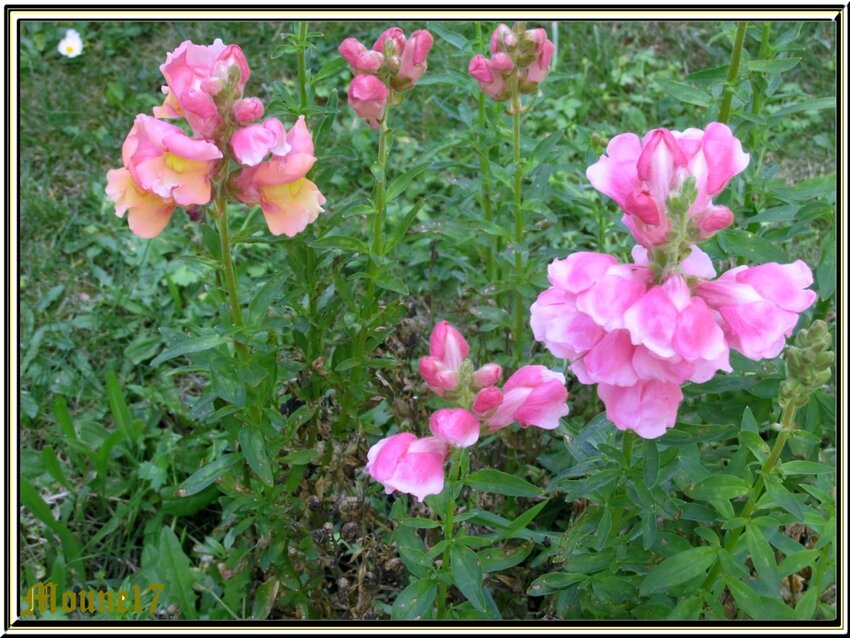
296;21;309;111
703;404;796;596
476;23;496;282
295;21;321;401
622;430;635;468
436;452;461;619
744;22;771;211
510;84;525;363
215;196;248;360
718;21;748;124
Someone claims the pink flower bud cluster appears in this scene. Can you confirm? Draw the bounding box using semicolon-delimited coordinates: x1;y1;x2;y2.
468;23;554;101
339;27;434;129
106;39;325;239
586;122;750;250
531;246;816;439
367;321;569;502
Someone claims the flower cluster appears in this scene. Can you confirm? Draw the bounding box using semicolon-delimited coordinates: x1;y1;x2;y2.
106;39;325;238
532;123;816;439
367;321;569;501
468;23;554;101
339;27;433;128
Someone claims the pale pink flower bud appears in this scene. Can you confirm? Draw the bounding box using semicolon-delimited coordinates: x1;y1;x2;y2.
347;74;388;129
473;363;502;388
468;54;494;83
373;27;406;56
418;320;470;395
490;24;516;54
366;433;448;502
232;97;265;125
429;408;481;448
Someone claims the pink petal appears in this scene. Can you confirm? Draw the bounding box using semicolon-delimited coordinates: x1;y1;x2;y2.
598;381;683;439
584;329;638;386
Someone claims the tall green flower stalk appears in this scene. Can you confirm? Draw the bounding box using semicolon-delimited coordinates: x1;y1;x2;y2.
718;21;748;124
475;22;497;282
510;84;526;363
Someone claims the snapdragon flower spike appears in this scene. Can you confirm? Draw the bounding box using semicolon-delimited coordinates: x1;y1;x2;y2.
486;365;569;431
418;321;470;396
340;27;433;127
530;247;816;438
586;123;749;248
470;23;554;102
366;433;449;502
155;39;251;139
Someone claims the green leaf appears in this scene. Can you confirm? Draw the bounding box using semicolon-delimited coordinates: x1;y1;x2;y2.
494;499;550;541
770;96;835;119
689;474;749;501
391;577;437;620
685;64;730;82
450;544;487;612
400;517;440;529
280;449;317;466
763;474;803;519
373;270;409;296
747;57;800;73
238;427;274;487
527;572;586;596
311;56;349;85
177;453;241;497
106;370;137;444
248;272;288;326
465;469;543;498
158;526;198;619
384;199;425;255
639;546;717;595
816;234;836;300
718;229;787;263
479;542;534;573
740;431;770;464
778;549;819;578
427;21;468;49
724;576;793;620
53;396;78;441
309;234;369;254
745;524;780;597
643;438;658;487
251;578;279;620
385;162;432;202
21;479;84;573
151;334;231;367
40;446;73;491
658;80;712;107
779;460;835;475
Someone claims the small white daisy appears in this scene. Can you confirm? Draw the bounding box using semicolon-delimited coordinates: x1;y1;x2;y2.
57;29;83;58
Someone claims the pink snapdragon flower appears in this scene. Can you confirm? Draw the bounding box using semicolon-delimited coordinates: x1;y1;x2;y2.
234;115;325;237
395;29;433;88
486;365;569;431
586;123;750;248
429;408;481;448
697;261;817;360
530;246;816;438
418;321;470;395
121;114;223;207
470;23;554;101
347;74;389;129
472;386;504;417
339;38;385;74
366;433;449;502
155;39;251;138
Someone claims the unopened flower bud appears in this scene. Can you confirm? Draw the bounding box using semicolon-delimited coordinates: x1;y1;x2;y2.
232;97;265;124
473;363;502;388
